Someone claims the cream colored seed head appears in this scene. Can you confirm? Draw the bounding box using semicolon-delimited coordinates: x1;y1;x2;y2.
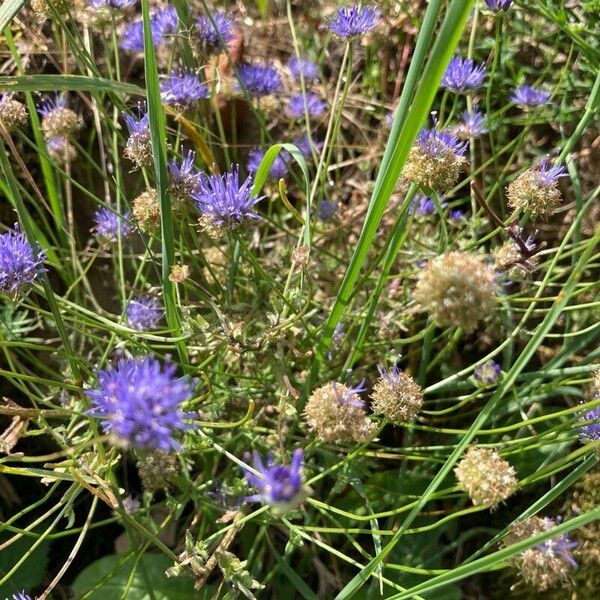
41;108;83;139
0;97;28;131
507;169;563;218
125;131;153;170
303;382;376;444
413;251;496;331
454;446;518;507
403;146;467;193
371;367;423;423
133;189;160;234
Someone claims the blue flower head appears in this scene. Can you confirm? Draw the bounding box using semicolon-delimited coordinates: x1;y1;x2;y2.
485;0;512;10
123;103;149;135
0;225;46;295
510;85;551;107
293;135;323;161
456;109;488;138
318;199;338;221
196;11;236;49
449;208;465;221
536;519;578;568
441;56;486;94
236;63;282;96
89;0;136;8
410;194;436;216
287;93;326;118
192;166;263;228
247;148;290;180
169;149;203;196
86;355;195;450
473;360;502;385
535;159;567;186
160;72;209;106
416;128;467;158
120;6;178;52
326;5;381;38
37;94;67;118
126;296;163;331
332;380;367;408
93;207;132;243
288;57;319;81
244;448;305;507
578;405;600;442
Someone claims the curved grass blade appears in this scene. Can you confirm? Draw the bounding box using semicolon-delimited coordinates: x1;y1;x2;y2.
0;75;144;97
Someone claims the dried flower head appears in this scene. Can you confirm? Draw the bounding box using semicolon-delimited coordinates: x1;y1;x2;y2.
455;446;518;507
192;166;263;232
86;355;195;451
326;5;381;39
371;365;423;423
38;95;82;138
243;449;307;511
169;264;189;283
413;251;496;331
507;159;567;218
126;296;163;331
46;135;77;162
441;56;486;94
132;188;160;234
93;207;132;244
236;63;282;97
505;516;578;591
0;225;46;295
0;94;28;131
287;93;326;119
595;369;600;396
288;57;318;81
510;85;551;108
403;128;467;192
196;10;236;50
495;238;540;278
160;71;209;107
123;105;152;169
303;381;376;444
137;450;179;491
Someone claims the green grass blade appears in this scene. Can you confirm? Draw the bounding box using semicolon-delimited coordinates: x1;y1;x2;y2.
0;74;144;97
141;0;187;366
0;0;25;31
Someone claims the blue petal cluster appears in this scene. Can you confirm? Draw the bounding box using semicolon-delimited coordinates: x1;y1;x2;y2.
510;85;551;107
578;405;600;442
126;296;163;331
93;208;132;243
0;225;46;295
410;195;436;216
326;5;381;38
288;57;318;81
236;63;282;96
458;109;488;137
89;0;136;8
169;149;203;193
120;6;178;52
416;128;467;158
160;72;209;106
293;134;324;161
332;380;367;408
287;93;326;118
37;94;67;117
247;148;290;180
244;449;304;504
485;0;512;10
192;167;263;227
441;56;486;94
536;519;578;567
535;159;567;186
123;104;149;135
473;360;502;384
5;593;32;600
86;355;195;450
196;11;236;49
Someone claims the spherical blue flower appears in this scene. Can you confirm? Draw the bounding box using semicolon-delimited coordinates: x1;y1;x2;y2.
578;405;600;442
416;128;467;158
449;209;465;221
126;296;163;331
441;56;486;94
169;149;203;196
535;159;567;186
160;72;209;106
318;199;338;221
473;360;502;385
456;109;488;138
192;166;263;228
236;63;282;96
326;5;381;39
247;148;290;180
293;134;324;161
196;10;236;49
288;57;318;81
86;355;195;450
93;207;132;244
243;448;304;505
287;93;326;118
510;85;551;107
0;225;46;295
120;6;178;52
485;0;512;10
123;103;149;135
410;194;436;215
